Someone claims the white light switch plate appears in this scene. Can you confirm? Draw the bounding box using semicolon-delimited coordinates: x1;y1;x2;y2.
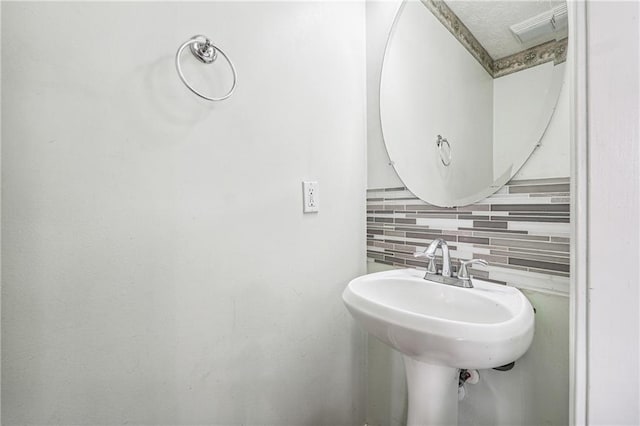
302;181;319;213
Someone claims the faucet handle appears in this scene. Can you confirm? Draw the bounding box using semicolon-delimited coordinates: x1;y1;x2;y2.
414;249;437;274
457;259;489;280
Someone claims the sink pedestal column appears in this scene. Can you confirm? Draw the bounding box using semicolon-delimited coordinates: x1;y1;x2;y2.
403;356;459;426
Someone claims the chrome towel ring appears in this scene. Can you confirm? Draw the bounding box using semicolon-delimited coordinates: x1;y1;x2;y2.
175;35;237;101
436;135;452;167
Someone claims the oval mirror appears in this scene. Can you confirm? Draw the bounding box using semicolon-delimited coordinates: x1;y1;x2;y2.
380;0;568;207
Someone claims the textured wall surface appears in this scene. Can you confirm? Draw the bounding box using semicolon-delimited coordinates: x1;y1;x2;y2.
444;0;566;59
1;2;367;424
586;1;640;423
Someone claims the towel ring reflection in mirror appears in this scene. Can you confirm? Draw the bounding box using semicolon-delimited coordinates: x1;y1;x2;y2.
175;35;238;101
437;135;452;167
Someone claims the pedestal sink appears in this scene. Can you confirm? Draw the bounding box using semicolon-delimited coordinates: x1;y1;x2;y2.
343;268;535;426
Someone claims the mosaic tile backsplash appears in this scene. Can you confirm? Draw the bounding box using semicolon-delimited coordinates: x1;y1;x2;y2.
366;177;571;283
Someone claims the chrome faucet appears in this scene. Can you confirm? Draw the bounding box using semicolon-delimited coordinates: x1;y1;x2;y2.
414;239;488;288
414;238;452;277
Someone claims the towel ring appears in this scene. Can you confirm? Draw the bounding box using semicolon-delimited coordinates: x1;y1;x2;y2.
175;35;237;101
436;135;452;167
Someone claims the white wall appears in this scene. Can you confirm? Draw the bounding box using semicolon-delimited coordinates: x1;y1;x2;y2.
1;2;367;424
513;67;571;180
586;2;640;424
494;62;570;180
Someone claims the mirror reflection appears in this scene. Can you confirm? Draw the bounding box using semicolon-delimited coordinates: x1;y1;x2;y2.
380;0;568;207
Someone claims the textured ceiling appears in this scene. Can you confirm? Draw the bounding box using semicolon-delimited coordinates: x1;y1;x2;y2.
444;1;567;59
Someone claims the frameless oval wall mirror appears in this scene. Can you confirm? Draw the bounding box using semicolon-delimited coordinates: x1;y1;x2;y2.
380;0;568;207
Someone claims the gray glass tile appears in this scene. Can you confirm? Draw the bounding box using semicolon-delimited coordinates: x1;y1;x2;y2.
527;268;570;277
395;218;417;224
475;254;509;264
508;177;570;186
405;213;456;219
509;211;570;217
448;230;474;236
458;215;490;220
384;231;405;237
474;220;508;229
492;238;569;252
509;183;570;194
473;231;548;241
395;244;419;252
506;246;569;257
384;239;407;245
374;217;394;223
383;196;420;201
529;192;570;197
406;213;460;219
466;268;490;278
493;215;570;223
415;210;460;215
491;204;569;212
406;205;458;211
458;204;491;211
374;242;395;249
489;249;569;264
405;259;428;268
420;228;445;234
388;250;420;261
386;249;413;258
367;204;385;210
458;236;490;245
460;227;528;235
367;182;572;278
509;257;570;272
500;263;529;272
394;226;434;233
406;232;457;242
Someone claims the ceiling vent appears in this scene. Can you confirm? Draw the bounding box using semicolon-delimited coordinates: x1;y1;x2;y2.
510;4;568;44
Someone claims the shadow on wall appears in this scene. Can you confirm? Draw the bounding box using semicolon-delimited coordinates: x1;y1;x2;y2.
113;54;222;147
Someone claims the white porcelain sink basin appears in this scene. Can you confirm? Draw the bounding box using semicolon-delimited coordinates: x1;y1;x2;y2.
343;268;534;369
343;268;535;425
